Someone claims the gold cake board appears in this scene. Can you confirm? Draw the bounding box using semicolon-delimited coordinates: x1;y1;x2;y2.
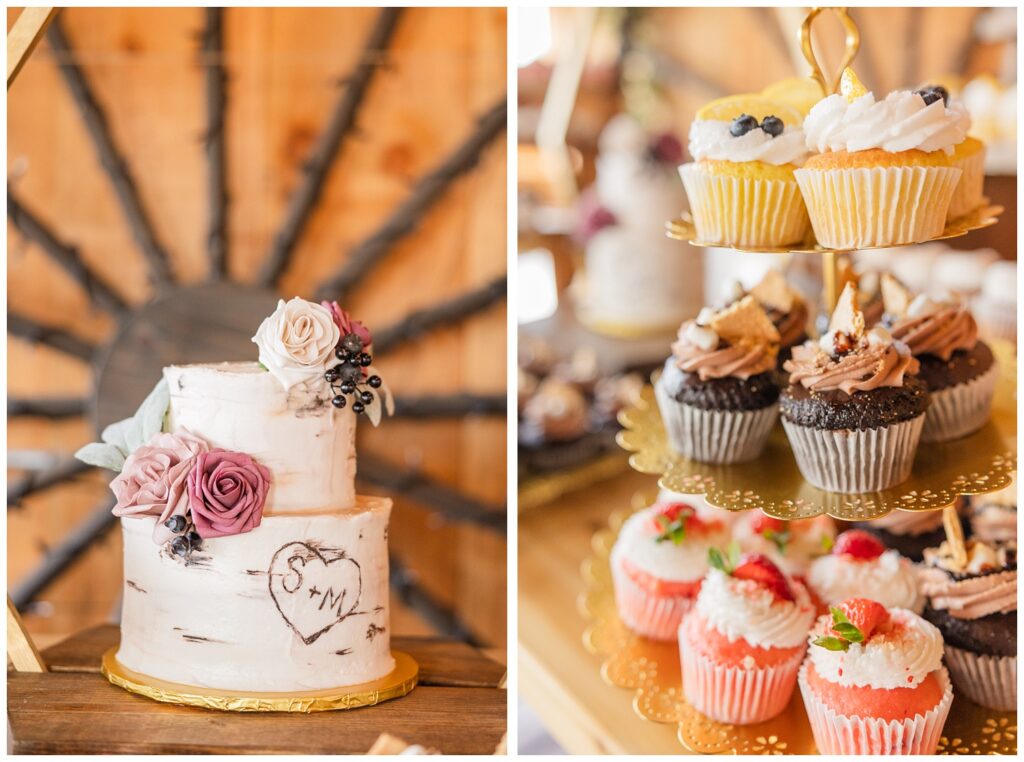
101;647;418;713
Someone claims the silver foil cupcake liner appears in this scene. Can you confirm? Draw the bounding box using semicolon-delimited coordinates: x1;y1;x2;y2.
921;363;998;443
655;377;778;465
782;415;925;493
944;644;1017;712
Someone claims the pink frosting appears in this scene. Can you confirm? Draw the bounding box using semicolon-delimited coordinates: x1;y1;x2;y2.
111;432;209;521
187;449;271;539
321;300;372;347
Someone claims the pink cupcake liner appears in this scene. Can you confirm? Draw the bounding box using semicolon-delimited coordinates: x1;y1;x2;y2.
921;362;998;443
798;661;953;755
654;377;778;464
611;556;695;641
680;625;805;725
944;644;1017;712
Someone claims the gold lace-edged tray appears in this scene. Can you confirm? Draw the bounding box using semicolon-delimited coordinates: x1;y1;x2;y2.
616;341;1016;521
101;647;418;712
580;500;1018;755
665;203;1003;254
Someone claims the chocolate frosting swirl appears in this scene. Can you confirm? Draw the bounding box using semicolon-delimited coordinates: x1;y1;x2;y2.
918;568;1016;619
890;305;978;361
771;300;809;349
784;341;920;395
672;321;777;381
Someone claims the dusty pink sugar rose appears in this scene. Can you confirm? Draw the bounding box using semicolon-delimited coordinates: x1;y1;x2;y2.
321;300;372;347
187;450;271;539
111;432;209;519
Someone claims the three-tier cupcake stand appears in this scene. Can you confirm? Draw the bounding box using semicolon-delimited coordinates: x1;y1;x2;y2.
582;7;1017;754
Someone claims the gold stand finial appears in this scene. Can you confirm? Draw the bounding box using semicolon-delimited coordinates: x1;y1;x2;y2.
799;7;861;96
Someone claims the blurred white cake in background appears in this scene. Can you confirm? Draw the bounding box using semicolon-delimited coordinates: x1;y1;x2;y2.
961;75;1017;175
574;114;703;335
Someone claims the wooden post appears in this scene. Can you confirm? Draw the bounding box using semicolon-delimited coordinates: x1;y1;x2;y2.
7;7;57;89
6;596;46;672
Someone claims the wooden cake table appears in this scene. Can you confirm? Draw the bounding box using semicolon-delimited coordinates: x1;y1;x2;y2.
7;625;506;754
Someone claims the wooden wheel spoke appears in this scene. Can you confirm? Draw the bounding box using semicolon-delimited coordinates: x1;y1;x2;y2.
201;8;228;281
357;454;506;534
8;312;96;361
314;97;508;303
392;393;505;418
8;459;93;507
372;274;506;355
390;553;477;644
258;8;404;287
7;189;129;318
10;497;117;609
8;397;87;419
46;15;174;289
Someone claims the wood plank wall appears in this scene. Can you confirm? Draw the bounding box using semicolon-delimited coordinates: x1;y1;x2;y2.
7;7;507;648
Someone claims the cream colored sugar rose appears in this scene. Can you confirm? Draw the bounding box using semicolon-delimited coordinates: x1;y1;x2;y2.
252;297;341;390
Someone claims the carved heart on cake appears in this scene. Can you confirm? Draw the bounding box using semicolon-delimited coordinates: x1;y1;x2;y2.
268;542;362;645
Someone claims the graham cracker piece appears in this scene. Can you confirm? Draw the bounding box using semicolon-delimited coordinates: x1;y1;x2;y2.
828;282;865;339
881;273;912;318
750;269;795;313
709;295;780;344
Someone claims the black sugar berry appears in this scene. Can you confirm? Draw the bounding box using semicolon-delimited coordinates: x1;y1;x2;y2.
335;345;350;360
352;401;365;414
332;395;347;408
164;515;187;533
368;375;382;388
339;381;355;395
360;391;374;405
357;353;373;367
170;537;189;558
341;333;364;353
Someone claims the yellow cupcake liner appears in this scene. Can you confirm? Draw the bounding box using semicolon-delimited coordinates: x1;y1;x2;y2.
679;163;810;248
794;165;961;249
947;145;987;220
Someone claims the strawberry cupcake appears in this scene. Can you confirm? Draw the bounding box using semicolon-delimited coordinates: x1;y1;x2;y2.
807;530;924;614
799;598;953;754
733;512;836;579
655;488;741;530
680;551;816;724
610;502;729;640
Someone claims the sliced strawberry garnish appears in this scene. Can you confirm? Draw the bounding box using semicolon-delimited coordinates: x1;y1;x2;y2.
731;553;795;602
749;512;785;536
833;598;889;641
832;529;885;560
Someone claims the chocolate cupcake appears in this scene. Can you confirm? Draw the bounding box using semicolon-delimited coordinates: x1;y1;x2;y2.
749;270;810;366
851;509;951;562
781;283;928;493
654;296;780;464
919;539;1017;711
883;275;997;443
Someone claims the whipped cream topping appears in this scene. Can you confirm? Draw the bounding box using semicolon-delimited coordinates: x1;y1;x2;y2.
610;507;729;582
784;339;919;394
808;608;943;689
889;303;979;361
918;568;1016;619
804;91;968;156
695;568;815;649
733;515;836;578
808;550;924;614
688;120;809;166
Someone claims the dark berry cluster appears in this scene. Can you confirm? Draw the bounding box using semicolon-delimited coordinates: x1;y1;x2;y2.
324;332;382;415
730;114;784;138
914;85;949;107
164;514;202;558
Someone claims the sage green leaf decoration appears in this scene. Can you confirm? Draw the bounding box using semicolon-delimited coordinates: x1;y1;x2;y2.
75;378;170;471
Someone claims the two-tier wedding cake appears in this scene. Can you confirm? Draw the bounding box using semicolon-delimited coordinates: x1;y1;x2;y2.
77;297;395;693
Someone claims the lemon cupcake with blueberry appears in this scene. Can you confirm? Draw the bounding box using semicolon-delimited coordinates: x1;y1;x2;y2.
796;70;967;249
680;94;811;248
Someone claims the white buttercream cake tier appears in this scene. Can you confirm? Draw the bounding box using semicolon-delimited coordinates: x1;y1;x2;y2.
164;362;356;514
117;496;394;692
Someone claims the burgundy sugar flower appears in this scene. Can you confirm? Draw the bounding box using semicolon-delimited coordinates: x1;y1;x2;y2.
187;449;271;539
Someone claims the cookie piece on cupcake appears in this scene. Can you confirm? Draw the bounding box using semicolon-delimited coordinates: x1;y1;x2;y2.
799;597;952;754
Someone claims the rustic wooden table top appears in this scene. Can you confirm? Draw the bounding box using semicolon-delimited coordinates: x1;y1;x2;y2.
519;469;691;755
8;624;506;754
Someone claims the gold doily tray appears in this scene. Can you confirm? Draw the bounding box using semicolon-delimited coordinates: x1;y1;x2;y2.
580;499;1018;755
665;203;1003;254
617;341;1016;520
101;647;418;713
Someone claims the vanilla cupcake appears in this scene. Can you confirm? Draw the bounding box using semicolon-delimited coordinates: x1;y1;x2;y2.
796;70;966;249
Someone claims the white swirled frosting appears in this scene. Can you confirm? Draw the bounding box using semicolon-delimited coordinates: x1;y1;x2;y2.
610;507;729;582
688;120;809;166
807;550;924;614
695;568;815;649
808;609;943;689
804;92;969;155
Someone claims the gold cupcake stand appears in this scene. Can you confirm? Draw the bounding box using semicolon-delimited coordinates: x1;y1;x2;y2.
101;647;418;713
578;6;1018;755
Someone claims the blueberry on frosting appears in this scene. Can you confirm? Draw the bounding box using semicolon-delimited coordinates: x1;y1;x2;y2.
730;114;759;137
761;115;784;137
914;85;950;107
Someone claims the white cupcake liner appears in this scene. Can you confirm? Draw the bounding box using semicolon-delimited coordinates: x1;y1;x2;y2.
655;376;778;465
782;415;924;493
794;165;961;249
611;555;695;641
680;630;805;725
921;362;998;443
799;661;953;755
944;644;1017;712
679;163;810;248
947;146;987;220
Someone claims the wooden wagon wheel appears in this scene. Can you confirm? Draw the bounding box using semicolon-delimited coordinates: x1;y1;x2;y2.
8;7;507;643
